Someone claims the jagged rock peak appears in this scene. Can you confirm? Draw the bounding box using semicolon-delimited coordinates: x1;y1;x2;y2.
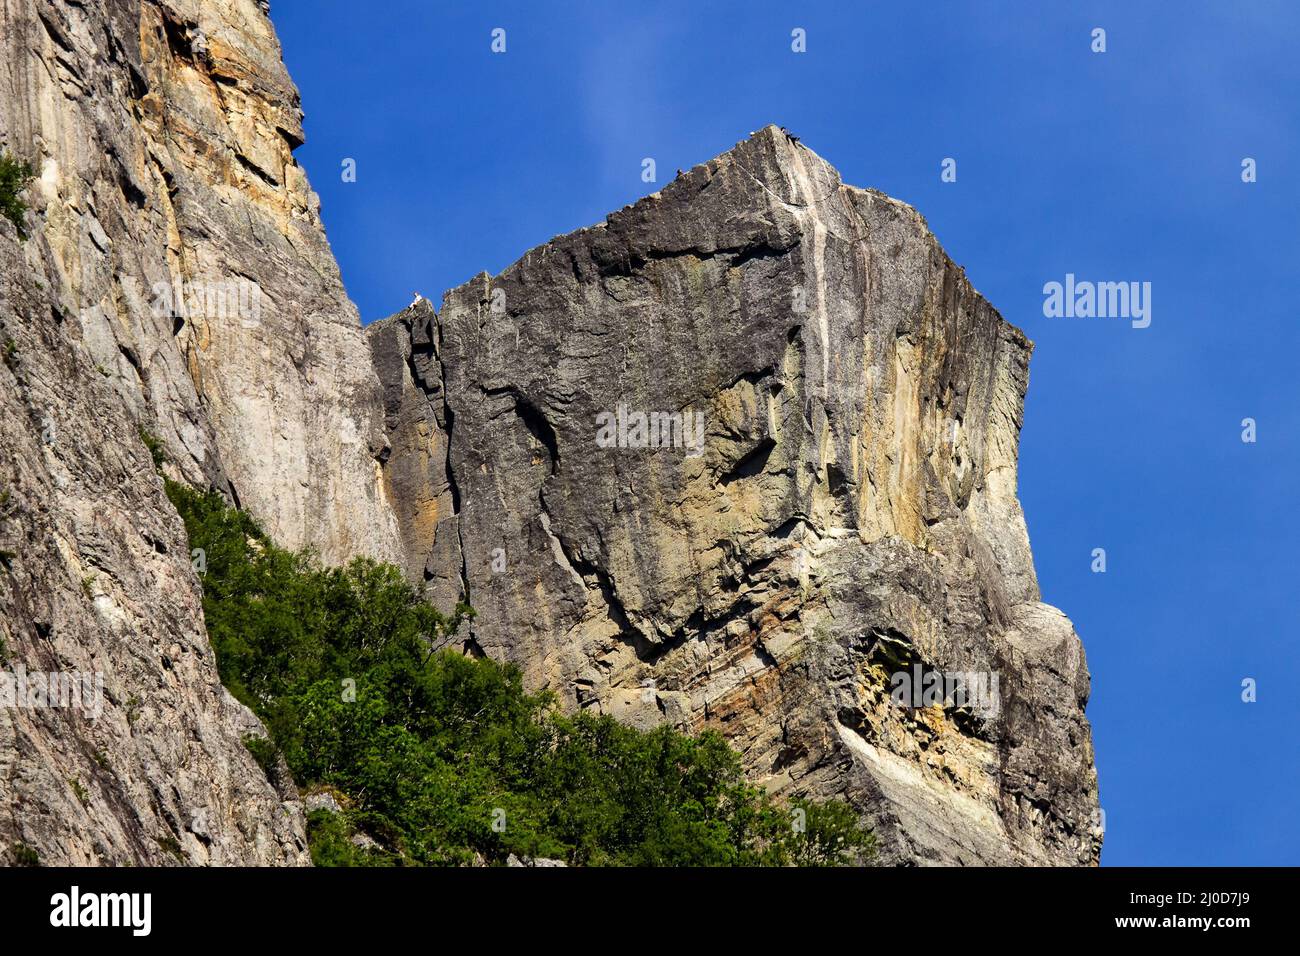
370;124;1101;865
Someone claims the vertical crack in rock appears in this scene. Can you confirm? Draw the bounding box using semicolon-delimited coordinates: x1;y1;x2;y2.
439;326;472;607
366;298;465;612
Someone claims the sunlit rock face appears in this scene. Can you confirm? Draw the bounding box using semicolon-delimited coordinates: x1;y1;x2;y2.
374;127;1101;865
0;0;407;864
0;0;1097;866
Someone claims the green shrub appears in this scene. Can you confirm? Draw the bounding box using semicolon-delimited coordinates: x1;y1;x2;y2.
306;810;399;867
157;835;185;862
0;151;35;239
11;843;40;867
139;427;167;469
241;734;279;778
165;479;875;866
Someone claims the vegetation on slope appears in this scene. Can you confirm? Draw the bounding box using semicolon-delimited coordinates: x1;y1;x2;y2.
0;150;34;239
165;479;874;866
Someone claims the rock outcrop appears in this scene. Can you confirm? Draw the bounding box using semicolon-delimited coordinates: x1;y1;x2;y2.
369;127;1102;865
366;301;463;609
0;0;404;864
1;0;1099;867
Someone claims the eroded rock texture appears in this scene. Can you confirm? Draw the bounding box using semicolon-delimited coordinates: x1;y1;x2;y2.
0;0;406;863
373;127;1101;865
0;0;1098;866
366;299;463;611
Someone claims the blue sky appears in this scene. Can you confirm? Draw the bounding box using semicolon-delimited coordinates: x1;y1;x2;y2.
270;1;1299;865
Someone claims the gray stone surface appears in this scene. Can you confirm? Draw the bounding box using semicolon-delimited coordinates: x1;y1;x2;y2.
366;300;464;612
373;127;1101;865
0;0;1099;867
0;0;404;864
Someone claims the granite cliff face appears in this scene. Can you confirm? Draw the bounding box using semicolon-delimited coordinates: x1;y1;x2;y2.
0;0;403;864
369;128;1101;865
1;0;1098;866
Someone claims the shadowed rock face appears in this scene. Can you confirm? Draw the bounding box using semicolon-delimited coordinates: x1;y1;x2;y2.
366;301;463;612
371;127;1101;865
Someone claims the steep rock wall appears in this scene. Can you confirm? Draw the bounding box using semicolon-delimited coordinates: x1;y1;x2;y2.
0;0;1100;867
0;0;401;864
372;128;1102;865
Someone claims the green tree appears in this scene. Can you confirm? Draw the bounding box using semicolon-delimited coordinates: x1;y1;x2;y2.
165;479;874;866
0;150;35;239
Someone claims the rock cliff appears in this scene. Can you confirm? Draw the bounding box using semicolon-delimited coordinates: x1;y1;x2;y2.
1;0;1099;866
0;0;402;864
369;127;1101;865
